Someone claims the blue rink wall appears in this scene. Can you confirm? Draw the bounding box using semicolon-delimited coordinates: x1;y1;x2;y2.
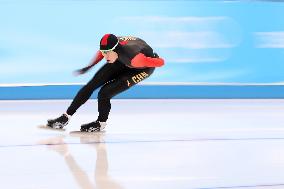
0;84;284;100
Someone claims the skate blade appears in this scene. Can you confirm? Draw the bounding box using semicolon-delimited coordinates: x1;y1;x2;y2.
37;125;66;132
69;130;105;137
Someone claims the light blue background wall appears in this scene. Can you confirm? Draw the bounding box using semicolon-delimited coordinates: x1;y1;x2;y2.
1;0;284;84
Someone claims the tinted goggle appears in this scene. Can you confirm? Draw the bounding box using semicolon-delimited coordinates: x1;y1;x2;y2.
100;41;119;54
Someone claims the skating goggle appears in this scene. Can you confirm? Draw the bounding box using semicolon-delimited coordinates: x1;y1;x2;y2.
100;41;119;54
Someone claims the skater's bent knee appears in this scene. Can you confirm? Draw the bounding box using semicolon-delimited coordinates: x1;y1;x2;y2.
97;90;112;100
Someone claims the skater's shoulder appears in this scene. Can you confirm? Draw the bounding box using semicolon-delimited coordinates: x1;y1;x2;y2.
118;36;139;41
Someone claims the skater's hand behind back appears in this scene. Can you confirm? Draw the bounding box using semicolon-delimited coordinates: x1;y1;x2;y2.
73;66;91;76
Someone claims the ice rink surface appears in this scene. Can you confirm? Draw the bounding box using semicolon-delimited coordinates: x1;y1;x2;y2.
0;99;284;189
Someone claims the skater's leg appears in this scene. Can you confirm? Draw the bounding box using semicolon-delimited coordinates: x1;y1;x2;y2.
80;67;155;132
46;62;126;129
66;62;125;116
97;67;155;122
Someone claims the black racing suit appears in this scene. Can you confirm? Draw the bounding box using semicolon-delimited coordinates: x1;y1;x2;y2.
66;36;164;122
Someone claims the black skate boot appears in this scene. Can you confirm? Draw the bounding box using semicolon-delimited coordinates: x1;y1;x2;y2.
80;120;106;132
47;114;69;129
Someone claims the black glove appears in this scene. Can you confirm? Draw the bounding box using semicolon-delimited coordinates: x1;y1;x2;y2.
73;66;91;76
153;52;159;58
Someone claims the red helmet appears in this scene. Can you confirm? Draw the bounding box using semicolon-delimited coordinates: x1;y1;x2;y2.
100;34;119;51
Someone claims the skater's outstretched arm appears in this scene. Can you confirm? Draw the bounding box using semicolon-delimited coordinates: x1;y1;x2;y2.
74;50;104;75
